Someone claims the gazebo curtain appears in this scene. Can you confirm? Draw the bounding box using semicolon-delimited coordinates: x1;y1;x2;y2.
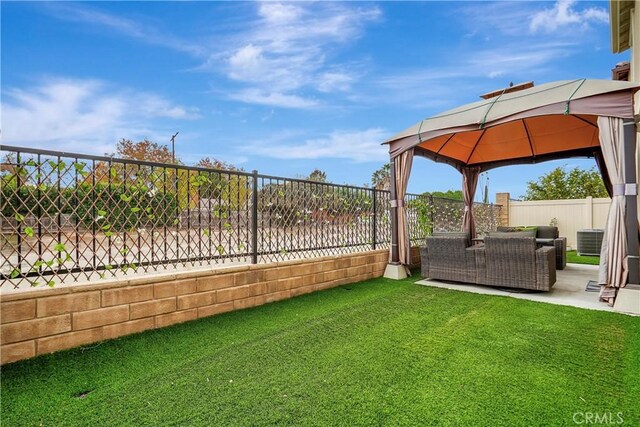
594;151;613;197
597;116;628;304
394;149;414;266
462;167;482;239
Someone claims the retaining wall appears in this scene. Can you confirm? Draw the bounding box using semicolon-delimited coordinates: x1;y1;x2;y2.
1;247;420;365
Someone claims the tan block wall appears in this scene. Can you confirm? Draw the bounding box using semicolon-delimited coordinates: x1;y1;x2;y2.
495;192;510;227
1;248;417;365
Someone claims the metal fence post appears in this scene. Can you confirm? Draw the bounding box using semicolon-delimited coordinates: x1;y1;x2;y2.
372;189;377;250
15;151;23;275
429;194;435;234
490;202;495;231
251;170;259;264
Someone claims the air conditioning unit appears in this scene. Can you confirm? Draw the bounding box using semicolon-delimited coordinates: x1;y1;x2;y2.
577;229;604;256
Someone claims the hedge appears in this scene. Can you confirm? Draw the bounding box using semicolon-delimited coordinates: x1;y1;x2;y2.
1;182;178;231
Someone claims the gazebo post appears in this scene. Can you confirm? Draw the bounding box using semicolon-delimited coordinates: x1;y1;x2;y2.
614;119;640;313
623;119;639;287
389;161;400;263
384;160;408;279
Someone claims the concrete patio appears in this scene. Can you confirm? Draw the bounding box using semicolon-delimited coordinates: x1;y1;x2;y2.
416;263;638;315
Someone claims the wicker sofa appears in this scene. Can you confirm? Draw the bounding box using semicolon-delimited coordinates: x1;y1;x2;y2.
496;226;566;270
420;235;477;284
420;235;556;291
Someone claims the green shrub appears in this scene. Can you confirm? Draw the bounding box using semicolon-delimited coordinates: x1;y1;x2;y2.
1;181;73;217
73;183;178;230
1;180;178;231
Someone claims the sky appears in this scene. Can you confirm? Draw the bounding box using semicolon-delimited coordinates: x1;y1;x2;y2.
1;0;630;200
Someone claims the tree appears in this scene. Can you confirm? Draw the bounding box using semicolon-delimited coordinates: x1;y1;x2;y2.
0;153;17;176
522;166;608;200
428;190;463;200
193;157;249;211
115;138;177;163
86;138;179;186
307;169;327;182
196;157;242;172
371;163;390;190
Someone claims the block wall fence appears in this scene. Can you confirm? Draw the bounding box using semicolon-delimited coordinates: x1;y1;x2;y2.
1;248;421;365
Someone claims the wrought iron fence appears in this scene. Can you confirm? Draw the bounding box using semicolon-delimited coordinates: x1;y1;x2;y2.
405;193;501;246
0;145;500;288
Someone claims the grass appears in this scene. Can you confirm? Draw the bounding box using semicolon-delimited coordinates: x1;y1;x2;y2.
2;273;639;426
566;250;601;265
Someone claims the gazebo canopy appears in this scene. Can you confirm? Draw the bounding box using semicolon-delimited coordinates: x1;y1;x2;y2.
383;78;640;302
385;79;640;171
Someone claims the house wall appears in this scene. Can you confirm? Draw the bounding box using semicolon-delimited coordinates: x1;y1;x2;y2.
497;193;611;249
614;1;640;289
0;247;421;365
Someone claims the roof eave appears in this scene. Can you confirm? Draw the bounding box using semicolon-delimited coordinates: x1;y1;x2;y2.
610;0;633;54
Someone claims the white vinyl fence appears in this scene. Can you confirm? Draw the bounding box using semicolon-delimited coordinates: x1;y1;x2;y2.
507;197;611;249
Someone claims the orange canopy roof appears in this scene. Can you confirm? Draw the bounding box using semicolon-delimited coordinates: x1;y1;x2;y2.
385;79;640;170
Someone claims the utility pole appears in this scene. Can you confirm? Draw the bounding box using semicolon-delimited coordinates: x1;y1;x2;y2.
483;174;489;204
170;131;179;163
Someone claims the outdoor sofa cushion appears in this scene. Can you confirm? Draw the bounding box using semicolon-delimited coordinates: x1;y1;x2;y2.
431;231;470;244
535;226;560;239
488;230;537;238
492;226;565;270
497;225;559;239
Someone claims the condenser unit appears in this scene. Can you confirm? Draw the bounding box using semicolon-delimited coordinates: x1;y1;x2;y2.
577;229;604;256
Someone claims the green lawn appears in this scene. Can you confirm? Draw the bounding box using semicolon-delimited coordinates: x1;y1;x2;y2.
566;250;601;265
2;273;639;426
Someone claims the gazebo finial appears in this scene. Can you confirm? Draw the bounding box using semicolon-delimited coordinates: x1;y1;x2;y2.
479;81;534;99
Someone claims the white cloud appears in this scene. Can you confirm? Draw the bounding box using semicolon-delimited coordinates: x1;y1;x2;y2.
530;0;608;33
317;72;355;93
453;0;606;82
371;40;573;109
219;2;381;107
382;1;604;110
459;1;607;37
1;78;200;153
41;2;381;109
248;128;389;162
44;3;204;56
487;71;505;79
258;3;303;25
228;44;266;81
228;89;319;109
137;94;201;120
458;2;540;37
467;42;573;78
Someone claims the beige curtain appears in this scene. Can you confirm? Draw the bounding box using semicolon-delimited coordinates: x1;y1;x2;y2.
462;167;482;239
597;116;628;304
394;149;414;266
594;150;613;197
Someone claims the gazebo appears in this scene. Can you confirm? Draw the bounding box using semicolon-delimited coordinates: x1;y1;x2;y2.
383;79;640;306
